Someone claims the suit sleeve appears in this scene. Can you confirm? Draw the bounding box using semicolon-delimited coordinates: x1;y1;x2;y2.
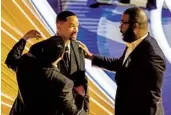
92;54;120;71
83;75;89;113
146;53;165;115
5;38;26;72
143;40;166;115
58;74;84;115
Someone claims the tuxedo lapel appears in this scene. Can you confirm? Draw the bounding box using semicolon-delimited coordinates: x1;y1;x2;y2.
123;56;132;67
70;41;80;74
121;47;128;66
122;35;148;67
58;59;70;75
63;59;70;72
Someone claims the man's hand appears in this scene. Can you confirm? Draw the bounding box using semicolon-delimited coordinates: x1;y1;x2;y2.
23;30;42;41
77;41;93;59
74;85;85;97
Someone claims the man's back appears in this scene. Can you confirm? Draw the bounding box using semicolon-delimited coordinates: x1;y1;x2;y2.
5;30;86;115
16;53;77;115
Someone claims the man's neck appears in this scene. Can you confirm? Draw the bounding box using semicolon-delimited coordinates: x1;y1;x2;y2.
136;31;148;40
126;32;148;46
65;40;70;46
56;33;70;45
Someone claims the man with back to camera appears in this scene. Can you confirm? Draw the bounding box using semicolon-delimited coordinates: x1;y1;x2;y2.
5;30;86;115
79;7;166;115
5;10;89;114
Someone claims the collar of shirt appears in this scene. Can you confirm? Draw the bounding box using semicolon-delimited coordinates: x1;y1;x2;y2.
55;33;70;54
122;33;148;64
125;33;148;50
55;34;71;54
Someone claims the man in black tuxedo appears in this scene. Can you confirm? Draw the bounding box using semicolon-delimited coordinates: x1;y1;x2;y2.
5;31;85;115
79;7;165;115
55;11;89;113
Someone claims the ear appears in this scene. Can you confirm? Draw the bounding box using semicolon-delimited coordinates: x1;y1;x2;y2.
57;21;65;31
133;23;139;29
133;23;139;33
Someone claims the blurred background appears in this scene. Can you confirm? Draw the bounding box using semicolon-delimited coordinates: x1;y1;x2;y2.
1;0;171;115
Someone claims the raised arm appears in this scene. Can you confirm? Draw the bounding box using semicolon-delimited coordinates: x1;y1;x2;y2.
5;38;26;72
92;54;120;71
78;41;120;71
5;30;41;72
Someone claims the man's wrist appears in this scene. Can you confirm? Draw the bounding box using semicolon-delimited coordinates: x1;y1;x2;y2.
22;37;28;41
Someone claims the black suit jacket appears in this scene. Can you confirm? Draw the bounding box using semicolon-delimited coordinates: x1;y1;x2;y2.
58;41;86;86
5;38;85;115
58;40;89;112
29;36;89;111
92;34;165;115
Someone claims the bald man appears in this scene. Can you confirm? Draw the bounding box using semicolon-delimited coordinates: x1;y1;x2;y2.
79;7;166;115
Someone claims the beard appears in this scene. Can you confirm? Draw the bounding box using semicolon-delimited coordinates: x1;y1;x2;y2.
122;25;136;43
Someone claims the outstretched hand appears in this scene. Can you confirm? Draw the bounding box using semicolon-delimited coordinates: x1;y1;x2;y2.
23;30;42;41
77;41;93;59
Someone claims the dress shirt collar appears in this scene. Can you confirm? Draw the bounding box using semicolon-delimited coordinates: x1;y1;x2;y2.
125;33;148;50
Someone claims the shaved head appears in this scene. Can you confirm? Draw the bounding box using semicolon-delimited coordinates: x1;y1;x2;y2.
120;7;149;42
124;7;148;29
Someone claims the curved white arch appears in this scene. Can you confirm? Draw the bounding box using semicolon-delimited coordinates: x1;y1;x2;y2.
150;0;171;63
165;0;171;12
